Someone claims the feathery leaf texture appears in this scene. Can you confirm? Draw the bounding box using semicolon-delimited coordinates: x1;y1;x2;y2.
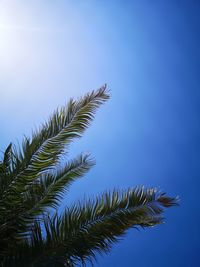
0;85;178;266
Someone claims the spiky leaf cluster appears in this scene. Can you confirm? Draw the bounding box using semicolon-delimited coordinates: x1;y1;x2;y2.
0;85;177;266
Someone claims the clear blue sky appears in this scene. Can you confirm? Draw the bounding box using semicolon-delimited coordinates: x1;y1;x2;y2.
0;1;199;266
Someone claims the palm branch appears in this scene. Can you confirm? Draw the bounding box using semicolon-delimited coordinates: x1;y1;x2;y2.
0;85;178;266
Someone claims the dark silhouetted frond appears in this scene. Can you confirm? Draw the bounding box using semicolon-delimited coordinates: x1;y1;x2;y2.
0;86;178;267
2;187;178;266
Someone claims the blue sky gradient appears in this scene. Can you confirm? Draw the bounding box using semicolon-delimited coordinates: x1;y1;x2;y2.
0;1;200;266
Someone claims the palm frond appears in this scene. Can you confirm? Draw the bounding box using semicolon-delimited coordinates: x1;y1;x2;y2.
3;143;13;171
0;144;13;192
0;153;94;255
2;85;109;201
0;86;178;267
24;153;95;216
0;86;108;260
6;187;177;266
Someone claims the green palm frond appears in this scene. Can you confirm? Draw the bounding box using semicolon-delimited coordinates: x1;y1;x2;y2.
0;144;13;192
3;187;177;266
23;153;94;216
0;86;108;259
2;85;108;201
0;152;93;253
3;143;13;171
0;86;178;267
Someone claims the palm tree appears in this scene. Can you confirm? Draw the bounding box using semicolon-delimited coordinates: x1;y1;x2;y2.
0;85;177;266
